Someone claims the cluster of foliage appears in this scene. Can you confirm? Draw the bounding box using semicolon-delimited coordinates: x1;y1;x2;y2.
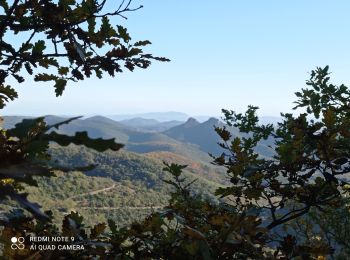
0;163;269;259
210;65;350;258
0;0;349;259
1;67;350;259
0;0;168;105
285;196;350;259
213;66;350;231
0;0;168;225
3;161;349;259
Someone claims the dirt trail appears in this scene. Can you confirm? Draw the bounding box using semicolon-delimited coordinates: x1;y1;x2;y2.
66;184;163;211
79;205;164;210
67;184;117;199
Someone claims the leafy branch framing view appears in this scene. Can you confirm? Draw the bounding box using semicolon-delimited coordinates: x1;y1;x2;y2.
0;0;349;259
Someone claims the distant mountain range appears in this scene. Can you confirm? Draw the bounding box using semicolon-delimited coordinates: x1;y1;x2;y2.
1;113;277;227
2;115;213;162
2;114;276;160
164;117;227;155
120;117;183;132
163;117;275;158
107;112;281;124
108;112;191;122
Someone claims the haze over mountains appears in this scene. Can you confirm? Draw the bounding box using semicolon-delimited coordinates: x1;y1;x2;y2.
2;115;222;161
2;113;277;160
108;112;192;122
109;112;281;125
120;117;183;132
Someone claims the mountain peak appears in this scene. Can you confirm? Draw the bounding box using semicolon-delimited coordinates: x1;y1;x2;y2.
203;117;219;125
86;115;110;121
184;117;200;128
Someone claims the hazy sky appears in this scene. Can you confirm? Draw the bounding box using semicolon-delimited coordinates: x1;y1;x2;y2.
2;0;350;117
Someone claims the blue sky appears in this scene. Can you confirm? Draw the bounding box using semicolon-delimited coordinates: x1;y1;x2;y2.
3;0;350;117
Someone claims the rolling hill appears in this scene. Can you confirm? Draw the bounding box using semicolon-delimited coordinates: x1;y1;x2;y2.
0;143;223;227
163;117;227;156
2;114;275;160
163;117;275;158
2;115;220;162
1;114;278;228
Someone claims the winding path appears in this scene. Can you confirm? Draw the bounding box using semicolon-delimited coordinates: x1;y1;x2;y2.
79;206;164;210
67;184;117;199
66;184;164;211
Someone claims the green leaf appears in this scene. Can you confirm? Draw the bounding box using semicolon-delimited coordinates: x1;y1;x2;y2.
8;117;45;139
72;69;84;80
215;126;231;141
24;63;33;75
20;43;33;52
117;25;131;42
58;66;69;76
12;74;24;83
163;163;187;177
134;40;152;47
34;73;57;82
95;68;102;79
90;223;106;239
62;211;85;237
87;17;96;34
128;48;142;57
0;84;18;108
100;16;117;37
44;131;124;152
39;57;59;68
32;40;46;56
54;79;67;96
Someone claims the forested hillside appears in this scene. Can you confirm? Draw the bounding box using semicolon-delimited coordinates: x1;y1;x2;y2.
0;114;276;228
0;143;223;227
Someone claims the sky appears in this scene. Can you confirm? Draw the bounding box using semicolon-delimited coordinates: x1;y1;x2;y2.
2;0;350;117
